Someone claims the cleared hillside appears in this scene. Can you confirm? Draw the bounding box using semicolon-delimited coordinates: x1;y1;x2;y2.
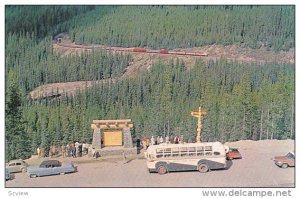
29;42;294;100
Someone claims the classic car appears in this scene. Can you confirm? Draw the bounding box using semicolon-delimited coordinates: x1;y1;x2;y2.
273;152;295;168
226;148;242;160
27;160;75;178
5;159;28;173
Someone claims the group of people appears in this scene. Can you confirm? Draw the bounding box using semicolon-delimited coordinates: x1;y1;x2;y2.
141;135;186;149
61;143;80;158
36;142;90;158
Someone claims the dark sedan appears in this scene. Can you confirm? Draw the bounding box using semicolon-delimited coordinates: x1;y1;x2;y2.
27;160;76;178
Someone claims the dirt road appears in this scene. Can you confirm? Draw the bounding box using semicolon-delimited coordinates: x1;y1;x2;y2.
6;140;294;187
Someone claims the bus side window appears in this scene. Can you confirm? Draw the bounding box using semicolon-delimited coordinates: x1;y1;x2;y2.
164;148;171;158
196;146;204;156
156;148;164;154
204;146;213;156
180;147;188;156
157;154;163;158
188;147;196;156
156;148;164;158
172;147;179;157
197;146;204;151
164;153;171;158
205;146;212;151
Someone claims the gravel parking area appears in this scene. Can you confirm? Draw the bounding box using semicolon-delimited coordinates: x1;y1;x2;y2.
5;140;294;187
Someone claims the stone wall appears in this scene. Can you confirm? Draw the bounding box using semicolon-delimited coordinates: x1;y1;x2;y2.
92;128;101;149
122;128;133;148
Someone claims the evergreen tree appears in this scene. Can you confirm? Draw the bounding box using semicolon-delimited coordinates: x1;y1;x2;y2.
5;71;31;160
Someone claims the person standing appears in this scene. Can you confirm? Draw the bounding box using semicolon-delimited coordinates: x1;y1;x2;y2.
142;137;147;149
75;142;79;157
179;135;184;144
150;136;155;145
51;145;56;157
122;150;126;162
61;144;66;158
49;149;53;158
159;136;164;144
174;135;179;144
37;147;40;158
165;136;169;144
156;136;160;145
66;144;70;157
72;145;76;158
170;135;174;144
136;138;141;149
146;138;150;149
40;148;45;158
78;144;82;157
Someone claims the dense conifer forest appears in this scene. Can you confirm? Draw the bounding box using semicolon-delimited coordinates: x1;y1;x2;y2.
69;6;294;51
5;5;294;160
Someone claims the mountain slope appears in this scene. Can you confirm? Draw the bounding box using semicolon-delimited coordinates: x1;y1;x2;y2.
29;41;294;100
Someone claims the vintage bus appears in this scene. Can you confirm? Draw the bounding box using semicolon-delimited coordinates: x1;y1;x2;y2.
144;142;227;174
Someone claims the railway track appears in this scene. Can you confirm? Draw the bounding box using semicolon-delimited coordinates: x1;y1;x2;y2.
56;42;208;57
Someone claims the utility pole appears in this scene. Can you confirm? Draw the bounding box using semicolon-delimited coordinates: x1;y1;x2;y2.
191;106;206;143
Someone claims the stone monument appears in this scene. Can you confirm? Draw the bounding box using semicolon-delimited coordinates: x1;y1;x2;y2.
89;119;136;157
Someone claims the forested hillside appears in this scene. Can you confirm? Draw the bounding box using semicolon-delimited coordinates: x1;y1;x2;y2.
5;5;294;161
23;60;294;150
70;6;294;51
6;34;132;93
5;5;96;38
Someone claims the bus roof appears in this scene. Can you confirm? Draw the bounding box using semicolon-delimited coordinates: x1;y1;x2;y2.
147;141;225;152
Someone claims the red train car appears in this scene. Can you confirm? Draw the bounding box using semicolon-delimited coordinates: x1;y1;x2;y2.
133;48;147;53
159;50;169;54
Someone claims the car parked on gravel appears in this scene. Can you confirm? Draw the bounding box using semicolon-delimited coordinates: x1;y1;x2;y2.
273;152;295;168
27;160;76;178
5;159;28;173
226;148;242;160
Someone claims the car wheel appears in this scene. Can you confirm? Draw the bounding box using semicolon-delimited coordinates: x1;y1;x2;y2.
157;165;167;175
281;163;288;169
21;168;26;173
30;174;37;178
198;163;209;173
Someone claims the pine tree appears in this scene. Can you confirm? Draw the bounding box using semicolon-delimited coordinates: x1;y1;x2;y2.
5;70;31;160
40;117;50;157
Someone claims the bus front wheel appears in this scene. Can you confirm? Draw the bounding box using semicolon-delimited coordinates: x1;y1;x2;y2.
198;163;209;173
157;165;167;175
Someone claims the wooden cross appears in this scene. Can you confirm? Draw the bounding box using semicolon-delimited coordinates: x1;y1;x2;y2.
191;106;206;143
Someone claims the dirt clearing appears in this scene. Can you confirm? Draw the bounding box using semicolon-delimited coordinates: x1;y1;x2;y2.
6;139;294;187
